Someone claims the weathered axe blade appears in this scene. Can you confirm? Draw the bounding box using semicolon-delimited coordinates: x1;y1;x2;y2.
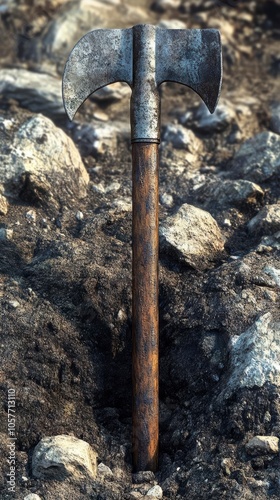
62;24;222;473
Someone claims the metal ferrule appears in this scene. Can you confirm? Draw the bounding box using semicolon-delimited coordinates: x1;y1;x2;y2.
131;25;160;144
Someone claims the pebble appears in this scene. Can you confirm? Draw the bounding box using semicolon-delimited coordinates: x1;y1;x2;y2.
160;193;174;207
76;211;84;221
246;436;279;456
32;434;97;480
0;193;8;215
247;204;280;236
25;210;36;223
263;266;280;287
8;300;20;309
146;485;163;498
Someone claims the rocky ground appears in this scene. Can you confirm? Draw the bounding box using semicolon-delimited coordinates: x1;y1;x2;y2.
0;0;280;499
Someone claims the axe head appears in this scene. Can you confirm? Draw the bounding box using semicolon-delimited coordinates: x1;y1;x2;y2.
63;25;222;133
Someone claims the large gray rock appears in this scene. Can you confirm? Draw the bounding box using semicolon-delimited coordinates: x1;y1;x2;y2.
0;114;89;204
248;204;280;236
231;132;280;182
220;313;280;400
160;203;225;270
32;434;97;480
0;69;63;117
197;179;264;208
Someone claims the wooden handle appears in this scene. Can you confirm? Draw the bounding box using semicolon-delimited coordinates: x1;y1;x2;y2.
132;142;159;472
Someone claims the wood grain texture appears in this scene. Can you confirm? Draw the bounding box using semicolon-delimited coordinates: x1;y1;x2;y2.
132;142;159;472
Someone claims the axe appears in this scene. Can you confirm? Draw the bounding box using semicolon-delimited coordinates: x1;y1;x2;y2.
63;24;222;472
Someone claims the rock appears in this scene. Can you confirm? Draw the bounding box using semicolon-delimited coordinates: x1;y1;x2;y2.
263;266;280;287
0;228;13;240
270;102;280;135
0;114;89;205
231;132;280;182
197;179;264;208
32;434;97;481
42;0;147;64
133;471;155;484
151;0;181;13
245;436;279;456
23;494;42;500
248;204;280;236
147;485;163;498
97;462;113;478
0;69;64;117
0;193;8;215
90;83;131;103
162;125;201;153
73;121;121;157
160;203;225;270
75;210;84;221
182;99;237;133
220;313;280;400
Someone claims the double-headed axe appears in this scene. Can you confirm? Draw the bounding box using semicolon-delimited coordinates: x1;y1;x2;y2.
62;24;222;472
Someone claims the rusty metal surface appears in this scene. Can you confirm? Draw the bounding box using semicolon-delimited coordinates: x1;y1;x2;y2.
62;24;222;142
132;142;159;472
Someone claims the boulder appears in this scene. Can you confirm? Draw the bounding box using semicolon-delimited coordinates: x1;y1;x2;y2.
0;113;89;206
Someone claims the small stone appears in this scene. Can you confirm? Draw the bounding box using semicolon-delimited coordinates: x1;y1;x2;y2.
158;19;186;29
32;434;97;481
0;194;8;215
76;211;84;221
0;228;13;240
248;204;280;236
133;470;155;484
25;210;36;222
263;266;280;287
160;203;225;270
246;436;279;456
231;131;280;182
23;495;42;500
197;179;264;208
162;124;201;153
8;300;20;309
147;485;163;498
160;193;174;207
221;458;232;476
97;462;113;477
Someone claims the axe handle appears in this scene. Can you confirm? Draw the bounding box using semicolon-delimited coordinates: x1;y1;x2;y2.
132;142;159;472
